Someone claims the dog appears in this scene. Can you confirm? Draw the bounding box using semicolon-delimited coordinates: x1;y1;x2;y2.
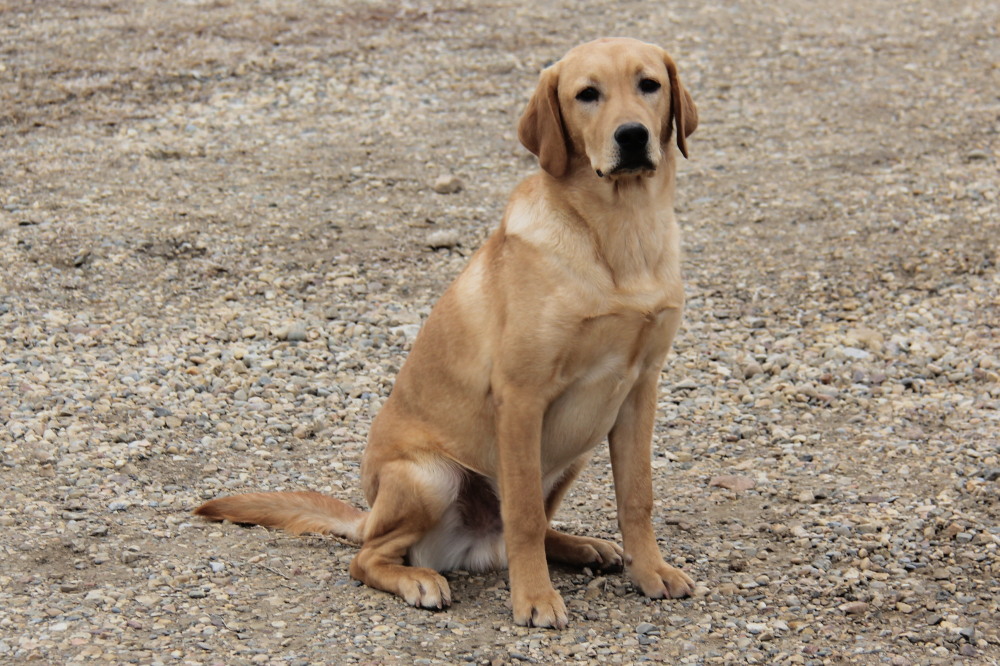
196;37;698;629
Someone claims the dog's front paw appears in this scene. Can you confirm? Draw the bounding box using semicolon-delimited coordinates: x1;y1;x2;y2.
630;560;695;599
512;586;568;629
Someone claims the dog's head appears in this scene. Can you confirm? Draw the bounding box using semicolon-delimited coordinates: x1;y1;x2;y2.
518;38;697;180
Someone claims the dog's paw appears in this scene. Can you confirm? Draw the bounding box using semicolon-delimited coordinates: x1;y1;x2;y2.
397;568;452;610
512;586;569;629
581;537;625;572
629;560;695;599
547;534;624;572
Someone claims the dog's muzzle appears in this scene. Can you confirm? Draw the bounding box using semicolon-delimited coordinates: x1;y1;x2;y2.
600;122;655;177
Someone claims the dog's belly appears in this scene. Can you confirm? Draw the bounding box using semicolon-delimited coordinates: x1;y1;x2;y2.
408;466;584;573
409;502;507;572
409;469;507;572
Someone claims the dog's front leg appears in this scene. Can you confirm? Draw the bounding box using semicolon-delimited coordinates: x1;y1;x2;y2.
608;370;695;599
495;390;568;629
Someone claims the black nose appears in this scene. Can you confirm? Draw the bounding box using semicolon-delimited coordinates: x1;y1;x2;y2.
614;123;649;149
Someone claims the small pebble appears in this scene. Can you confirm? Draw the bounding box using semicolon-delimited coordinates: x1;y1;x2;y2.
426;229;461;249
709;474;757;492
432;174;463;194
840;602;870;615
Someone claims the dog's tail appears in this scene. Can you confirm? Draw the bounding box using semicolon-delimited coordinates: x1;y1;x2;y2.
194;491;367;543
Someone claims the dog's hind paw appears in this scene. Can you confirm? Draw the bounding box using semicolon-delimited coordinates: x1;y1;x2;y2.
546;531;624;572
398;568;452;610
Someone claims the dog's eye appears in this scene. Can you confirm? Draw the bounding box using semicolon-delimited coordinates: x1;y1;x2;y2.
639;78;661;94
575;87;600;103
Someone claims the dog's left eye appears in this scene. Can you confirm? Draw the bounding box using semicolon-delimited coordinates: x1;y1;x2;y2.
639;78;661;93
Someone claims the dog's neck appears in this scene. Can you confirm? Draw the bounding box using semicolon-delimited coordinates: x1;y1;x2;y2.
501;160;681;300
558;164;679;290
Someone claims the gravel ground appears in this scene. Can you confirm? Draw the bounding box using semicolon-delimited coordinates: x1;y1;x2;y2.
2;1;998;664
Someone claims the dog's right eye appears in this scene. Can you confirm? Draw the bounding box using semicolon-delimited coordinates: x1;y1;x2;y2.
575;87;600;103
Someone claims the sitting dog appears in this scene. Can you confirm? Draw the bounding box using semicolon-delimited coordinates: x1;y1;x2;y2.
196;37;698;629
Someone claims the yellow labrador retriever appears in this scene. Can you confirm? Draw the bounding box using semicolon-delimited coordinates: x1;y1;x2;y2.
196;37;698;628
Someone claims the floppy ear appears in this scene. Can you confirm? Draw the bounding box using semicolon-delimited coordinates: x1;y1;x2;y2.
517;65;569;178
662;53;698;159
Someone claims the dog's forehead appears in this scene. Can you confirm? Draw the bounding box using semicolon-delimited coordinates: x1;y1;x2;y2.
558;39;663;81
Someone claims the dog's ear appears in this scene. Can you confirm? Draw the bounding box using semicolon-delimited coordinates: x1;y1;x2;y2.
518;65;569;178
662;53;698;159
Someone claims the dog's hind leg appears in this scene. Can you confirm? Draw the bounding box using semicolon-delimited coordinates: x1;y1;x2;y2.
349;460;457;610
542;455;624;572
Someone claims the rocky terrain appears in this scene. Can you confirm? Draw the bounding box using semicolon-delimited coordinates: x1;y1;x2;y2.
1;0;998;664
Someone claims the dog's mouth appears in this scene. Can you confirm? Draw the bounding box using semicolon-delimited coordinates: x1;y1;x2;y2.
597;157;656;178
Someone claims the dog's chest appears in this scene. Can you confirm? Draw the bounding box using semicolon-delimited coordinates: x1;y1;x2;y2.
541;306;677;470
